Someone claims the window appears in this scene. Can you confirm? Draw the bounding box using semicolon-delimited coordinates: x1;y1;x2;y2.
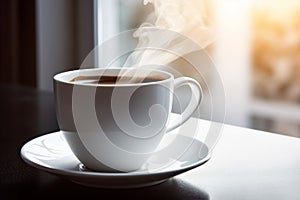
94;0;300;137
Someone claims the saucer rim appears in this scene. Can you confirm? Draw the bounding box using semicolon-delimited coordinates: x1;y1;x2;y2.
20;131;211;178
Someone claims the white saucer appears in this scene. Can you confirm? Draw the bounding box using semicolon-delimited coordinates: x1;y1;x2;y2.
20;131;210;188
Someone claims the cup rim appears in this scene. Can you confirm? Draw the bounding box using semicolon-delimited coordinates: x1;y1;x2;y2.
53;68;174;87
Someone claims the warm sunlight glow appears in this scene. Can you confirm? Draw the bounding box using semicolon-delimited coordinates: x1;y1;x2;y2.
252;0;300;102
253;0;300;23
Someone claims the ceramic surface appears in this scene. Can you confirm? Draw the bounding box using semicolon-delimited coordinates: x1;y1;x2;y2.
21;131;210;188
53;68;202;172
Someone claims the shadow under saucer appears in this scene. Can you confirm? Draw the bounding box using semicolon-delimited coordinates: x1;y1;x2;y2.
38;177;210;200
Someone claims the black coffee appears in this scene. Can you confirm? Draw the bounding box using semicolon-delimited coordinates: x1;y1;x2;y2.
70;75;164;84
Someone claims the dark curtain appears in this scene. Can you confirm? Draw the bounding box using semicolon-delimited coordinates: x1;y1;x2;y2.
0;0;37;87
0;0;95;88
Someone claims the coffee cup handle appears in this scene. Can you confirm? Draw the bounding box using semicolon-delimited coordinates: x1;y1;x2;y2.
166;77;202;132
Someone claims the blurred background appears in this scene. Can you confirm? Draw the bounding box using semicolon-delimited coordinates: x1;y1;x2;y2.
1;0;299;138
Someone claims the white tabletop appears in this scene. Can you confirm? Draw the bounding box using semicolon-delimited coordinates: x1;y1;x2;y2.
176;118;300;200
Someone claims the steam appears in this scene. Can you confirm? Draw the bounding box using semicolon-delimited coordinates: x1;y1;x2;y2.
124;0;214;67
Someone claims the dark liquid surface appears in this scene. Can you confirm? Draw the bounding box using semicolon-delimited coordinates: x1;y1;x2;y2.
70;75;165;84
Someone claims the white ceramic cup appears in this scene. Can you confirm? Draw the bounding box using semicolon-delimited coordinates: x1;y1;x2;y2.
53;68;202;172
